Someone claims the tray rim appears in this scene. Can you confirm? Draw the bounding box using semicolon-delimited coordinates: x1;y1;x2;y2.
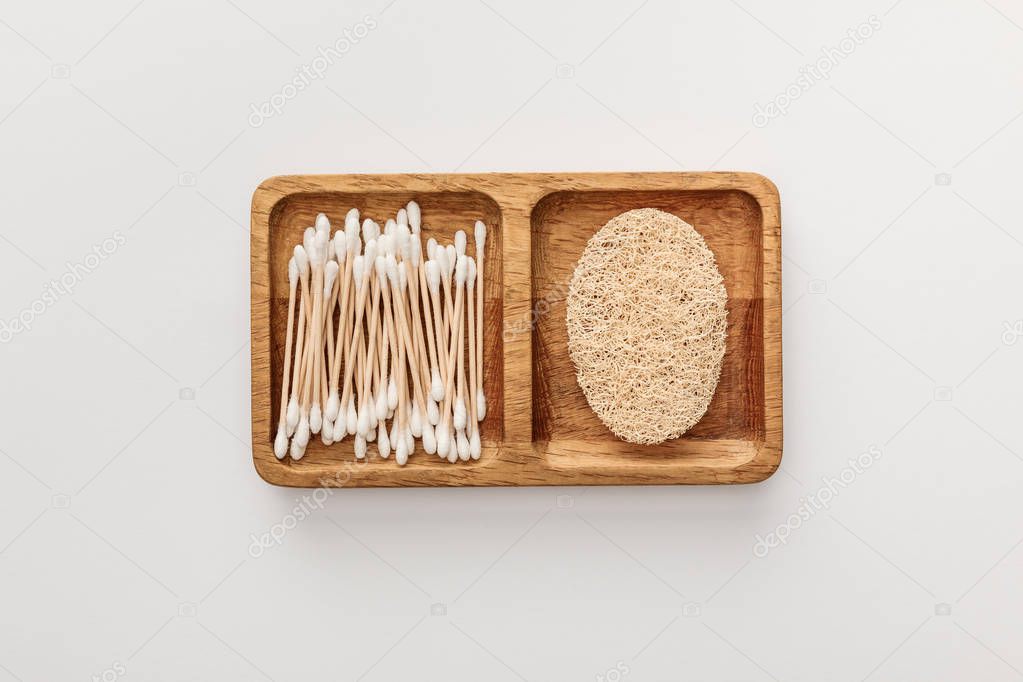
250;171;782;488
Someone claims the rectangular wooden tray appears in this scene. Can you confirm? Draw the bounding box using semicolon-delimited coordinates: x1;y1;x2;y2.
251;172;781;487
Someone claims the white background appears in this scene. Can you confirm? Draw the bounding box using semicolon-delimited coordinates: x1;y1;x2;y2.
1;0;1022;680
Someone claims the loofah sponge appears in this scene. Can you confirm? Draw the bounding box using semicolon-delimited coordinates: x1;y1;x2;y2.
566;208;728;445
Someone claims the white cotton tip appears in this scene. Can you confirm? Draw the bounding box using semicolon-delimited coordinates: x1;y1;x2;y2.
387;375;398;410
321;419;334;445
445;245;456;274
375;388;388;421
303;227;315;255
352;256;365;291
426;396;440;425
470;430;481;460
377;423;390;459
389;420;399;448
398;266;407;291
310;404;322;434
363;238;378;266
314;229;329;264
290;434;305;460
323;260;338;295
346;398;358;435
455;255;467;285
466;256;476;290
407;201;421;232
410;237;421;264
410;402;423;437
385;254;399;285
288;257;298;286
362;218;378;242
374;254;387;285
375;233;391;257
315;213;330;234
286;395;300;434
325;390;340;422
296;415;310;448
435;247;448;278
293;245;309;276
333;232;347;264
437;425;450;459
477;389;486;420
430;369;443;402
395;438;408;466
475;220;486;251
354;435;367;460
447;441;458;463
422;422;437;454
454;230;466;257
345;208;360;232
426;260;440;295
426;237;437;260
405;428;414;455
457;430;469;461
274;425;287;460
384;218;396;236
400;235;412;263
453;397;467;430
332;417;346;442
366;423;376;441
397;207;408;227
357;405;371;437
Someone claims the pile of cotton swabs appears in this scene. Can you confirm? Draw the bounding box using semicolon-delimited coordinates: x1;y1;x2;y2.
274;202;487;465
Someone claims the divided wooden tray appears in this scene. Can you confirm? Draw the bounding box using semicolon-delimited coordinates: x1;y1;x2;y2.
251;172;781;487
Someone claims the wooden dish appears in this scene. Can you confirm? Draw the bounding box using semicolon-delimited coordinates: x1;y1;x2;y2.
251;172;781;487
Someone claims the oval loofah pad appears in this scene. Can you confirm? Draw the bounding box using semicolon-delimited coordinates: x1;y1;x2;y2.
566;208;728;445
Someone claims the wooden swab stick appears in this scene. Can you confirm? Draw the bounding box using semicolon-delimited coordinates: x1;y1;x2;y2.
274;257;299;459
285;246;309;438
306;231;327;435
290;244;313;459
338;240;377;439
474;220;487;421
327;218;361;422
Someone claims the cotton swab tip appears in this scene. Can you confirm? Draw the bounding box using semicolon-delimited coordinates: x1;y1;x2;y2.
315;213;330;233
465;256;476;289
274;425;287;460
296;416;310;448
395;438;408;466
410;402;423;438
321;419;334;445
422;422;437;454
354;435;367;460
357;406;371;436
310;404;322;434
397;208;408;227
303;227;315;254
323;260;338;294
430;369;443;402
286;395;300;433
385;254;399;284
377;423;390;459
455;255;467;285
290;435;305;460
375;389;388;421
427;396;440;425
364;238;378;264
445;244;456;272
426;260;440;294
437;426;450;459
387;375;398;410
332;418;346;442
475;220;486;249
346;398;358;435
407;201;421;232
476;390;487;420
333;233;347;264
325;390;340;421
288;257;298;285
454;230;466;256
470;430;481;460
345;208;360;231
352;256;365;290
426;237;437;260
293;245;309;275
457;431;469;461
454;398;467;430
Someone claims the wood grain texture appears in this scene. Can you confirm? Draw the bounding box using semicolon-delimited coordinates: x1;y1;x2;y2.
251;172;782;487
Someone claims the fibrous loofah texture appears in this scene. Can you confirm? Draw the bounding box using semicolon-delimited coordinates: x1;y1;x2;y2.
566;208;728;445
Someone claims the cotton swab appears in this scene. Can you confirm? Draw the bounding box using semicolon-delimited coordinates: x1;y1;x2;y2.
465;256;481;460
474;220;487;422
274;257;299;459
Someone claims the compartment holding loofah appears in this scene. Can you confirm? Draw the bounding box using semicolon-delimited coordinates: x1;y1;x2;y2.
566;208;728;445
